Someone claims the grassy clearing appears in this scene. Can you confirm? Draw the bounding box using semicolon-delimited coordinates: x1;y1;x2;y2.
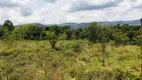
0;40;141;80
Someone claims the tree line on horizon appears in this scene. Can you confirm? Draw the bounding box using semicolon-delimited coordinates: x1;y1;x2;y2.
0;20;141;49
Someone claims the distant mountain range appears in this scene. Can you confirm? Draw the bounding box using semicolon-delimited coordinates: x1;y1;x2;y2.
15;19;141;29
59;20;141;29
99;20;141;27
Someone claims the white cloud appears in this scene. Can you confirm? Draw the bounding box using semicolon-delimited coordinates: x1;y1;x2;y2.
0;0;142;25
0;0;18;8
65;0;123;12
44;0;57;3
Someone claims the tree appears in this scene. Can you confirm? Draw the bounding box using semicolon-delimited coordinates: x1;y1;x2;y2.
74;28;82;40
127;30;136;41
44;26;50;31
98;27;111;67
40;30;46;40
113;32;129;46
121;24;130;33
20;24;44;40
46;31;66;50
62;25;71;32
0;27;5;39
87;22;103;43
61;25;72;40
49;25;63;36
12;28;24;40
65;30;72;40
46;31;58;49
3;20;15;31
80;28;88;39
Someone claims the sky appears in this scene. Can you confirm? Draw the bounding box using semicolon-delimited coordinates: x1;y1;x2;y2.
0;0;142;25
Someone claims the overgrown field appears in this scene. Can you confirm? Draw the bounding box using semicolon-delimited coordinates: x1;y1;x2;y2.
0;40;141;80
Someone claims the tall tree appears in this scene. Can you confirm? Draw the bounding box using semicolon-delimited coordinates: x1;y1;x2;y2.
20;24;44;40
87;22;102;43
3;20;15;31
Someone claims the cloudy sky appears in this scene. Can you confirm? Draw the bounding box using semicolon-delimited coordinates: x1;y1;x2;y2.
0;0;142;25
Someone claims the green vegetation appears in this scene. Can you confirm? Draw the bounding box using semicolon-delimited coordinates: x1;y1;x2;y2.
0;20;141;80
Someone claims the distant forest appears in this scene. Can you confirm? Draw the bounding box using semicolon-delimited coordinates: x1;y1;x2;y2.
0;20;142;46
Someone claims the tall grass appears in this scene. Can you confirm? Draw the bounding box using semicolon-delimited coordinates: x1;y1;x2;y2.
0;40;141;80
